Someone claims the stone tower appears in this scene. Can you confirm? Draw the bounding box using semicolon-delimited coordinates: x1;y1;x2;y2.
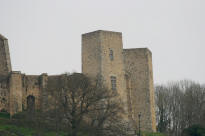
123;48;156;131
0;34;23;116
82;30;156;132
82;30;128;113
0;30;156;132
0;34;12;75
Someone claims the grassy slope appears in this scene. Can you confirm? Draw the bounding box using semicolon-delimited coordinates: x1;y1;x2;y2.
0;112;166;136
0;112;66;136
142;131;166;136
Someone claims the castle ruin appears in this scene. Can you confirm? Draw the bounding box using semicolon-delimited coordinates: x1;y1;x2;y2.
0;30;156;132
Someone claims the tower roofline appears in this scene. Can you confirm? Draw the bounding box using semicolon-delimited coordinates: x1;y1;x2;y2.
124;48;152;54
82;30;122;36
0;34;8;40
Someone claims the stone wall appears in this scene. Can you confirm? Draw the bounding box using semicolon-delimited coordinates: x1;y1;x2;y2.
0;75;9;111
123;48;156;132
98;31;128;116
22;75;41;110
43;75;62;110
82;31;157;132
9;73;64;114
0;34;12;75
82;31;128;118
82;31;101;79
0;31;156;132
9;72;23;115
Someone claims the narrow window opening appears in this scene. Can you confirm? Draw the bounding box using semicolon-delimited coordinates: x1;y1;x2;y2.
109;49;114;61
111;76;117;90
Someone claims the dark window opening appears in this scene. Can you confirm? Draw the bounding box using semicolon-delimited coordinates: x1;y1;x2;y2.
27;95;35;112
109;49;114;61
111;76;117;91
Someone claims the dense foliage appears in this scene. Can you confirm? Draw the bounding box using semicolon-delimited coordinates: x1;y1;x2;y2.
182;125;205;136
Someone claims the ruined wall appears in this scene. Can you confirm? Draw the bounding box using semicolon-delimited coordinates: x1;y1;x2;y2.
42;75;62;111
9;73;64;114
9;72;23;115
123;48;156;132
0;33;60;115
21;74;63;111
22;75;41;110
0;31;156;133
40;73;48;111
0;34;12;75
0;75;9;111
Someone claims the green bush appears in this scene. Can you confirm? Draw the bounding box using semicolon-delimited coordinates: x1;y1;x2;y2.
11;111;27;119
0;130;18;136
142;131;167;136
0;112;10;119
44;132;67;136
0;124;35;136
0;123;68;136
182;124;205;136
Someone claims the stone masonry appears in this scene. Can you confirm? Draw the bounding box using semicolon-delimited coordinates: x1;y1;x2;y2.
0;30;156;132
82;30;156;132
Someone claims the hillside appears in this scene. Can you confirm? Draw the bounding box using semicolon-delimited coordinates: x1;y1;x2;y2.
0;112;166;136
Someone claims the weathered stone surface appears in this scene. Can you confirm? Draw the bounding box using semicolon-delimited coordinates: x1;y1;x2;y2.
82;31;128;117
0;31;156;132
0;34;11;75
0;74;9;111
123;48;156;132
9;71;23;115
82;30;156;132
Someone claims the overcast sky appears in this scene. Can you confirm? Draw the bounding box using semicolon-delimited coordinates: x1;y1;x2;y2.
0;0;204;84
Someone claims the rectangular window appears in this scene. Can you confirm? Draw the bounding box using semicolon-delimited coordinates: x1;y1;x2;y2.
111;76;117;90
109;49;114;61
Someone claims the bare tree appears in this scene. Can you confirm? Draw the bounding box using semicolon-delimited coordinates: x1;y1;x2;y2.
155;85;171;133
155;80;205;136
55;73;127;136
